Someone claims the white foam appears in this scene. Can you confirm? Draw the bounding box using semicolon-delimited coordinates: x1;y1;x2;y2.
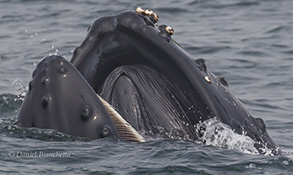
12;78;26;99
195;117;260;155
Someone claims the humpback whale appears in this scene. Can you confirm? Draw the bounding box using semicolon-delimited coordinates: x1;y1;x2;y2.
16;8;281;155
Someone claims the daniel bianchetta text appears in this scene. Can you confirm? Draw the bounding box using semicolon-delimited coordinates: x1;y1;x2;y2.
8;151;71;158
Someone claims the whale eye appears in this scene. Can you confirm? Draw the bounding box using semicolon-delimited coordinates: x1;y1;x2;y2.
100;126;111;138
80;105;91;121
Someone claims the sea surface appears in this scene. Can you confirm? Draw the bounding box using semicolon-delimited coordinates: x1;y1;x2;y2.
1;0;293;174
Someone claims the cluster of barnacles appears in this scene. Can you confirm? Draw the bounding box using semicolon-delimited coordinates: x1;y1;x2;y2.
136;7;174;35
135;7;219;84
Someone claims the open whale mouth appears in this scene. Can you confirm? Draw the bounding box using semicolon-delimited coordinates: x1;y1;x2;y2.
71;10;217;136
16;8;281;155
70;8;281;155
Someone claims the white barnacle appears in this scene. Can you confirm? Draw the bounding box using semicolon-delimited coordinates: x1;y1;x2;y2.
136;7;159;23
144;9;153;16
205;76;212;83
165;26;174;35
136;7;144;14
153;13;159;22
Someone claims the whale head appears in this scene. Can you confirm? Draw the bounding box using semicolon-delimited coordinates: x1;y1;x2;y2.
16;56;120;140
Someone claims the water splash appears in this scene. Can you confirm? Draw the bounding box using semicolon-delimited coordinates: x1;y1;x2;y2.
11;78;27;98
137;117;273;155
257;142;280;156
195;117;260;155
0;94;24;114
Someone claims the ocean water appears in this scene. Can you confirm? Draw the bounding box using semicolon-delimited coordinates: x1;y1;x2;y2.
1;0;293;174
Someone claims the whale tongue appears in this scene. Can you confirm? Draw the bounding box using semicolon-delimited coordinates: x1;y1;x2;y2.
97;95;145;142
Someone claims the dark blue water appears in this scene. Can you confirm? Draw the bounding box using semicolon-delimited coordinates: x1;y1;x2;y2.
1;0;293;174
